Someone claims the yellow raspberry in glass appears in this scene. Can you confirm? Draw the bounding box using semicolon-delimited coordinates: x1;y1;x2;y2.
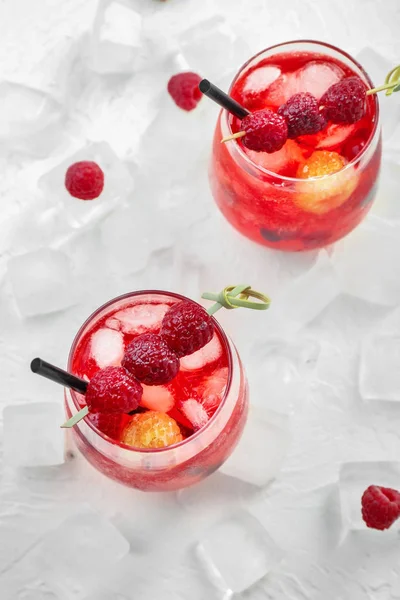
295;150;358;214
121;411;183;449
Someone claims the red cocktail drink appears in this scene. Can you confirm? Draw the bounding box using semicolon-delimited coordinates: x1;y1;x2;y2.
65;291;248;491
210;41;381;251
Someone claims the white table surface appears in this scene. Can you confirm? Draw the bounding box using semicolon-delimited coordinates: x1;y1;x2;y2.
1;0;400;598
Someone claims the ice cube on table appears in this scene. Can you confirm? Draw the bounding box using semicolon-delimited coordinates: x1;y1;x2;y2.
356;47;400;142
197;509;284;594
3;402;65;467
106;303;170;334
39;142;134;229
7;248;77;317
359;333;400;401
218;406;290;487
266;251;340;336
33;507;129;599
177;16;246;83
90;328;124;368
0;81;63;156
339;461;400;532
88;0;143;74
331;216;400;307
247;338;319;415
100;203;174;275
180;334;223;371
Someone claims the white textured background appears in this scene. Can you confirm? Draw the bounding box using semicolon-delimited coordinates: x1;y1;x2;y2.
1;0;400;598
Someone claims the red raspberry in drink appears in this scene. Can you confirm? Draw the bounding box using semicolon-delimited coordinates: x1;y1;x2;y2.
161;300;214;358
320;76;367;124
88;412;123;439
122;333;180;386
278;92;327;138
240;109;288;153
65;161;104;200
86;366;142;414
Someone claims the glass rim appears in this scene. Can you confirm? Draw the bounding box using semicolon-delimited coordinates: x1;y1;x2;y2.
68;289;234;454
224;39;380;183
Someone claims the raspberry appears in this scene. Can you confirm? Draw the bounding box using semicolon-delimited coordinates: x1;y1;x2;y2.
121;411;183;449
122;333;180;386
361;485;400;531
167;72;202;111
65;161;104;200
240;109;288;153
277;92;327;138
297;150;346;179
295;150;357;215
86;366;142;414
88;412;123;439
319;76;366;124
161;301;214;358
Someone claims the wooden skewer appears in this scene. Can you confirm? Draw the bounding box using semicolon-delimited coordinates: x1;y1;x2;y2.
221;131;246;144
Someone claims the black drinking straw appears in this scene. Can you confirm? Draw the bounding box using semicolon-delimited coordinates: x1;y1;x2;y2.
199;79;250;120
31;358;88;394
31;358;90;428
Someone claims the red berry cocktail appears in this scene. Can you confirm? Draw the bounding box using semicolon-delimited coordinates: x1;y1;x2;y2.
210;40;381;251
65;291;248;491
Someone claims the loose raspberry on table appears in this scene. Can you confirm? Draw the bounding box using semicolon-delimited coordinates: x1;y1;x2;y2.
167;72;203;111
161;300;214;358
65;161;104;200
122;333;180;386
319;76;366;124
88;412;123;439
86;366;142;414
121;411;183;449
361;485;400;531
240;109;288;153
278;92;327;138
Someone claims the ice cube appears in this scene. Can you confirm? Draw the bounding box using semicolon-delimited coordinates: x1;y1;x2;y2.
32;507;129;598
178;16;246;83
7;248;77;317
245;139;305;174
359;333;400;401
88;0;143;74
339;462;400;532
39;142;134;229
247;338;319;415
90;328;124;369
3;402;65;467
180;399;209;431
194;367;229;414
331;216;400;306
0;81;63;156
100;203;174;275
243;66;281;95
218;406;290;487
356;47;400;142
196;509;284;594
141;384;175;412
296;61;344;99
266;251;340;336
108;303;170;335
314;122;357;150
180;334;223;371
